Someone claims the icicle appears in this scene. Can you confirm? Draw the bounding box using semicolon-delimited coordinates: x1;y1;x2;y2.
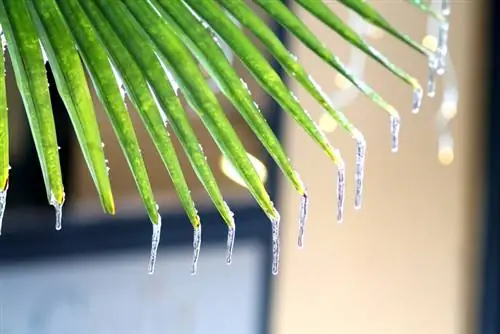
390;116;401;153
354;135;366;210
337;162;346;223
297;192;309;248
271;214;280;275
412;88;423;114
226;225;235;265
427;56;437;97
436;22;449;75
0;183;8;236
191;225;202;275
441;0;451;16
148;216;162;275
50;192;64;231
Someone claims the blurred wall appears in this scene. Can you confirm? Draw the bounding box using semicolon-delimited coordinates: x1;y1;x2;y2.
272;1;486;334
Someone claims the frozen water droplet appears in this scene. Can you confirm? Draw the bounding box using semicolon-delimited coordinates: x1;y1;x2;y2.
297;192;309;248
50;192;64;231
427;57;437;97
271;215;280;275
226;225;235;265
191;225;202;275
412;88;423;114
337;163;346;223
390;116;401;153
0;183;8;236
148;215;162;275
354;137;366;210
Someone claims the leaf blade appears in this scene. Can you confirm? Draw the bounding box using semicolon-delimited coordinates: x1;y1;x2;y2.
0;36;7;191
72;0;210;227
57;0;160;224
294;0;422;94
336;0;431;56
29;0;114;214
128;0;305;196
217;0;368;134
0;0;64;204
254;0;398;118
93;0;277;220
181;0;342;166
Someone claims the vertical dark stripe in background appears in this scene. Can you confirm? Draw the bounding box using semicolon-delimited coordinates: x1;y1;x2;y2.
480;0;499;332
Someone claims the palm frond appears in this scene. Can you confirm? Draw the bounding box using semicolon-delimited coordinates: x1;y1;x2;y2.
0;0;451;274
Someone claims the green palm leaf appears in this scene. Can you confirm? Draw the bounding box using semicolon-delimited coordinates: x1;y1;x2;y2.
28;0;115;217
0;32;7;235
0;0;452;273
0;0;64;226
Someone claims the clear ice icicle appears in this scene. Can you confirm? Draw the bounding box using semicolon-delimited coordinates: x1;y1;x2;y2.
436;23;449;75
297;192;309;248
271;215;280;275
50;193;64;231
354;137;366;210
442;0;451;16
427;57;437;98
337;163;346;223
226;225;235;265
0;184;8;236
148;217;162;275
191;225;202;275
412;88;423;114
390;116;401;153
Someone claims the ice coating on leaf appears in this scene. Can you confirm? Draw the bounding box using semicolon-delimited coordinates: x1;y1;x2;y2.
1;31;6;52
390;116;401;153
148;214;162;275
226;225;235;265
337;162;346;223
412;87;423;114
191;225;202;275
297;192;309;248
39;42;48;64
110;61;127;100
271;214;280;275
50;192;64;231
0;183;8;236
157;53;180;95
353;133;366;210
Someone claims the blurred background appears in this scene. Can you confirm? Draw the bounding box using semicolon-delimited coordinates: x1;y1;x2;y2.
0;0;492;333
